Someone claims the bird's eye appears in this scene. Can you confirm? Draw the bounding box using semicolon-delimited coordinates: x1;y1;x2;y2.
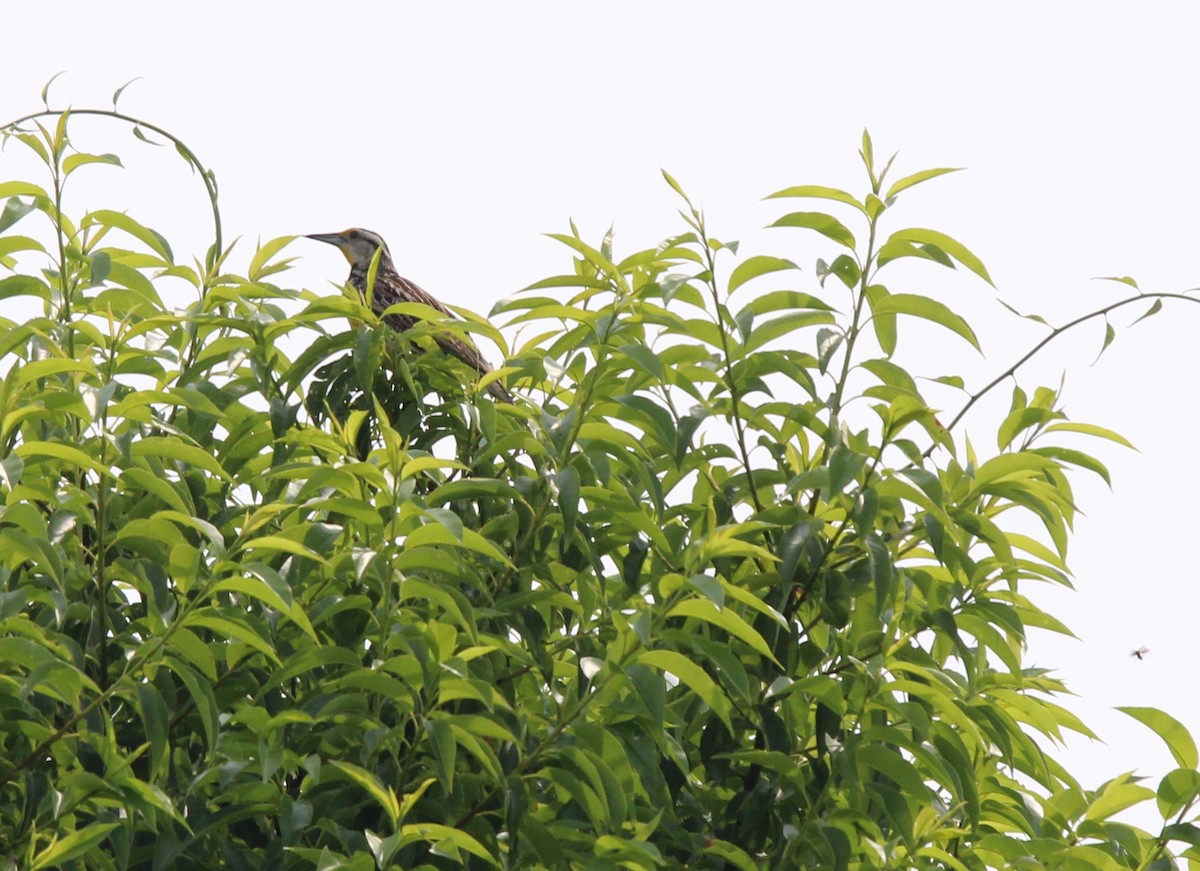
348;230;360;240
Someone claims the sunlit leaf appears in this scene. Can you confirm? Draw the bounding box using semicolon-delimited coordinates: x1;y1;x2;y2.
765;184;866;214
639;650;733;731
112;76;143;106
81;208;174;262
871;293;981;350
62;152;123;175
884;167;963;200
30;823;120;870
878;227;993;285
727;255;801;294
329;761;401;828
770;211;857;248
1119;707;1199;769
667;598;779;664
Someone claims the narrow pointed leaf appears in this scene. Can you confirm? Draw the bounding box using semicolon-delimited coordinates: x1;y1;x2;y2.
884;167;964;200
871;293;980;350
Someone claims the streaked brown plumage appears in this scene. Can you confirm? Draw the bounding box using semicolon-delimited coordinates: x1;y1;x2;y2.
306;228;512;402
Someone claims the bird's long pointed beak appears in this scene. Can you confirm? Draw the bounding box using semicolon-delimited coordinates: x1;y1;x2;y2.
305;233;345;246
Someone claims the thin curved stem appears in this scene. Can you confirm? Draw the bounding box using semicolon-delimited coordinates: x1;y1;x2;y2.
827;229;879;431
699;225;765;516
926;291;1200;461
3;106;232;420
806;221;880;522
2;108;222;268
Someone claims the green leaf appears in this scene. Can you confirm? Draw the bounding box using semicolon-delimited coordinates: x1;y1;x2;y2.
30;823;120;870
1098;275;1139;289
1119;707;1198;769
210;570;294;614
638;649;733;731
686;573;725;608
239;535;331;566
16;440;108;476
249;235;296;281
163;656;218;748
399;824;498;866
1032;446;1111;486
131;436;230;480
1157;768;1200;820
13;357;93;386
879;227;993;286
0;453;24;489
1083;776;1155;821
1043;422;1135;449
884;167;963;200
765;184;866;214
0;181;50;198
183;610;280;663
426;478;522;507
972;451;1057;488
0;637;57;670
112;76;142;106
817;327;843;373
81;209;174;262
858;744;930;800
425;717;457;791
701;839;760;871
727;255;801;294
89;250;112;285
1094;320;1116;361
828;445;865;494
13;131;50;165
997;298;1050;326
135;683;171;782
132;125;164;146
770;211;857;249
871;293;980;350
817;253;860;289
860;129;875;174
63;152;123;175
557;464;580;543
1132;298;1163;326
595;835;662;866
738;290;833;317
41;72;66;107
1160;822;1200;850
329;761;401;828
667;598;779;664
660;168;691;203
0;197;36;233
0;235;47;258
743;311;837;354
865;285;896;356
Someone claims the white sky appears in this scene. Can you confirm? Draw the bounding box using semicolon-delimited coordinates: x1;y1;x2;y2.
6;2;1199;826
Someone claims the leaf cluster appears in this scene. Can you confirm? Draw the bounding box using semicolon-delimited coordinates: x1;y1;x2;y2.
1;112;1198;870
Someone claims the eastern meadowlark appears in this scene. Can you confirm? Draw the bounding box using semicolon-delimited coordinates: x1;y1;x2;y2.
306;228;513;403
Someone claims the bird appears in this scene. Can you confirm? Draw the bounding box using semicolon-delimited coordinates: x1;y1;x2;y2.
305;228;513;403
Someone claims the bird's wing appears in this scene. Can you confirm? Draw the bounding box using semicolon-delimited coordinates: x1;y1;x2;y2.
375;271;513;402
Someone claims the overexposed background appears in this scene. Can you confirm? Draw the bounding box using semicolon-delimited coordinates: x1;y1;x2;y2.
4;2;1197;826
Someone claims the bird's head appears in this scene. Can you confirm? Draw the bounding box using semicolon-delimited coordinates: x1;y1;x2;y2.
305;227;392;269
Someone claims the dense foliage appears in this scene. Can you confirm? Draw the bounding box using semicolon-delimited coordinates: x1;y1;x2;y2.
2;100;1199;870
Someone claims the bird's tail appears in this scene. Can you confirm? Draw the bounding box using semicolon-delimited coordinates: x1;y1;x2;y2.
485;380;514;404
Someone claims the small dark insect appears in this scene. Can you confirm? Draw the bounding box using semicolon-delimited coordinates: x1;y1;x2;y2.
1130;646;1149;661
